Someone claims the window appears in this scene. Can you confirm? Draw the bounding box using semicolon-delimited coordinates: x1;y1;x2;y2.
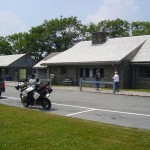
93;68;97;77
93;68;104;78
139;66;150;78
80;68;84;77
5;68;9;75
100;68;104;78
85;68;89;78
61;67;67;75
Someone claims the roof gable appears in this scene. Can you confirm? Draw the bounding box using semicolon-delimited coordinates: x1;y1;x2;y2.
131;37;150;63
0;54;26;67
33;52;61;68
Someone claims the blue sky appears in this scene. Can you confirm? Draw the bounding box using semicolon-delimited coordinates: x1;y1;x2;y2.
0;0;150;36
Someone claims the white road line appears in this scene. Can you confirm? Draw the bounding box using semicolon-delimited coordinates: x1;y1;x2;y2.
96;108;150;117
52;102;94;109
66;109;95;116
52;102;150;117
2;97;150;117
2;96;20;100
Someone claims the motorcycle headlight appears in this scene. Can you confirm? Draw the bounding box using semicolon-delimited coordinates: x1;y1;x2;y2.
19;82;25;88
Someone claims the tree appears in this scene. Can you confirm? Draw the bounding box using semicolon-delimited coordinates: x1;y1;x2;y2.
0;36;12;55
6;32;29;54
85;19;130;40
105;19;130;38
27;25;48;61
131;21;150;36
43;16;84;52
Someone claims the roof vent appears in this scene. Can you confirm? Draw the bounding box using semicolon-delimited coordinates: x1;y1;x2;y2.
92;32;106;45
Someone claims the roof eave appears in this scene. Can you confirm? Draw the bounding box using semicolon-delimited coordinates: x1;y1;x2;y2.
41;61;121;66
131;61;150;65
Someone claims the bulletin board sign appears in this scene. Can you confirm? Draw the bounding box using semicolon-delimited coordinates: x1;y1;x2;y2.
19;69;26;81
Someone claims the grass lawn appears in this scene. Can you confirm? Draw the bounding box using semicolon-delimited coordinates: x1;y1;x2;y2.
0;104;150;150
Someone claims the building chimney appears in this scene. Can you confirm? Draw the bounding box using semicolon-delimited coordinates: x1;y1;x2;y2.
92;32;106;45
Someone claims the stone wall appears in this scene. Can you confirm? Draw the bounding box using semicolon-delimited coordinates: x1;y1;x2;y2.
48;66;77;85
48;63;134;88
134;79;150;88
120;61;133;88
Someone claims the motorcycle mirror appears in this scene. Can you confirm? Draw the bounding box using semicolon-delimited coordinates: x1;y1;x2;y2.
15;85;19;90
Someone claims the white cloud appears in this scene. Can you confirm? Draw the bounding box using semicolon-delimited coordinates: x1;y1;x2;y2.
86;0;139;23
0;10;27;36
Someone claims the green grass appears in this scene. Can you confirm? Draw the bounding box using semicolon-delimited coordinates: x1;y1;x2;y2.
0;104;150;150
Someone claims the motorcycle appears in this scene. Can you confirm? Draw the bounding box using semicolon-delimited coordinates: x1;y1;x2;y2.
15;81;53;110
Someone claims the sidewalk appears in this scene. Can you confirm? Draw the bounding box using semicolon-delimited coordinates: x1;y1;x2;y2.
5;81;150;97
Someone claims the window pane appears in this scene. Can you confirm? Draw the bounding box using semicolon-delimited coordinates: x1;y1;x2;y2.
93;68;97;77
85;68;89;77
139;66;150;78
80;68;83;77
100;68;104;78
61;67;67;75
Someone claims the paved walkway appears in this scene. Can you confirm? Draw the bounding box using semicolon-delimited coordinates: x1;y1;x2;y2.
5;81;150;97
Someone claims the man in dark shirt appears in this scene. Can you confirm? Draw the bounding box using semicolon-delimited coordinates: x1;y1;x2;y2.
95;69;101;90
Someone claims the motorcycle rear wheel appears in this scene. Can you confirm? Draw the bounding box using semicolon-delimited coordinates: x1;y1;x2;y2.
42;98;51;110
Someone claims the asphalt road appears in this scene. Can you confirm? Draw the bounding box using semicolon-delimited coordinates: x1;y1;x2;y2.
1;86;150;130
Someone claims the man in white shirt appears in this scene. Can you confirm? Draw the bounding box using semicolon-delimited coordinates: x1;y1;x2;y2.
113;71;119;93
29;75;37;89
27;74;37;105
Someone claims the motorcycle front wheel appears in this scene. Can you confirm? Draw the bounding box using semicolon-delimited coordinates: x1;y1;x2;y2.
41;98;51;110
20;93;29;107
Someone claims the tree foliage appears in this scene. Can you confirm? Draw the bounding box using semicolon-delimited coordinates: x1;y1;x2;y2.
0;36;12;55
132;21;150;36
105;18;130;37
43;16;84;52
85;18;130;40
6;32;29;54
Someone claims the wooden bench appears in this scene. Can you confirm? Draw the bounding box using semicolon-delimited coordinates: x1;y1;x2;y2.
62;79;73;85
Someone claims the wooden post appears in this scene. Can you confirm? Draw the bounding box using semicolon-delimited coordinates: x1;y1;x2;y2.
79;79;82;91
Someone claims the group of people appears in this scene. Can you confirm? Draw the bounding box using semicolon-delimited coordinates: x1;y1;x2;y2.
30;71;120;93
95;69;119;93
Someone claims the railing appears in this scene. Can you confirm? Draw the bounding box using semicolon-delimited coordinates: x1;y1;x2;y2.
79;79;114;91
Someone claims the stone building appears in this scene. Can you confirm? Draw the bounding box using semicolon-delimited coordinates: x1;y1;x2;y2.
0;54;36;81
36;32;150;89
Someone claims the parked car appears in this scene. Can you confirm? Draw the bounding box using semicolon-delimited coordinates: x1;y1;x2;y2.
0;77;5;97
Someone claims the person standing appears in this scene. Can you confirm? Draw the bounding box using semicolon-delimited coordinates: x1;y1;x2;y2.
95;69;101;90
113;71;119;93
